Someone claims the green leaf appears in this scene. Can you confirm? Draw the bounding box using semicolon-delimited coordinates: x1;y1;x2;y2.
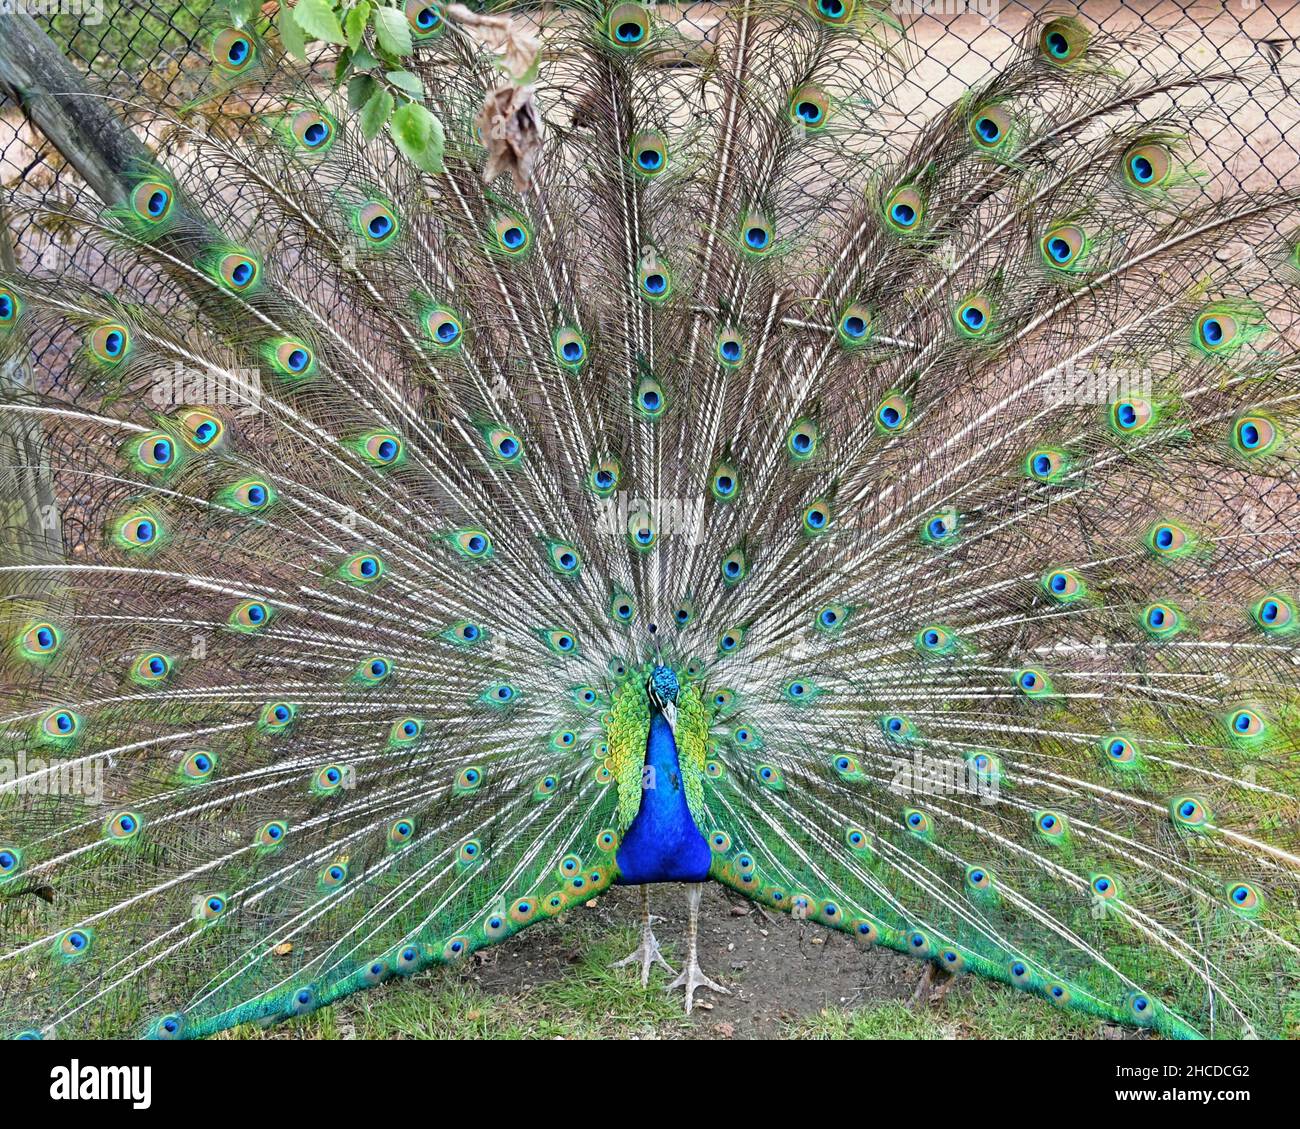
373;4;413;58
352;45;378;70
345;1;371;52
294;0;348;46
279;1;308;59
360;86;395;142
334;47;354;85
347;73;378;112
385;69;424;99
226;0;259;25
391;101;445;173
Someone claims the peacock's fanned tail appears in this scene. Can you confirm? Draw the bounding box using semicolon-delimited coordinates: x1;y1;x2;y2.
1;2;1298;1039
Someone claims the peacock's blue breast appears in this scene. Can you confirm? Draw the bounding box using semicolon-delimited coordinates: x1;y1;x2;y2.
615;713;712;883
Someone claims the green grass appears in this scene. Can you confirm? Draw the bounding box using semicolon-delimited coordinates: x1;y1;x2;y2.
220;910;1119;1041
789;979;1109;1041
220;925;694;1040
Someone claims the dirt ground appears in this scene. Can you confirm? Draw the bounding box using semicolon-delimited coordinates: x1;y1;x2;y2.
468;883;923;1036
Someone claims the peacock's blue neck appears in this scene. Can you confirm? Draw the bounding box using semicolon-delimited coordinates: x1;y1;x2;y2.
615;712;712;884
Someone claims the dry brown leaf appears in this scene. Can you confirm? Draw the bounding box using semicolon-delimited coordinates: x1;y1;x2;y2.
473;82;543;193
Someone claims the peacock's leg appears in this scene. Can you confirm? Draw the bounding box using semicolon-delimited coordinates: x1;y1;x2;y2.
609;884;675;986
665;882;730;1013
909;960;955;1011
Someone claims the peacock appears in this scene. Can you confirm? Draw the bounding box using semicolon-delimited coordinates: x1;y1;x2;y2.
1;0;1299;1041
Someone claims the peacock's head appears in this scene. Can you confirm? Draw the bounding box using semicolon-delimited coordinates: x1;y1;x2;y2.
647;664;679;711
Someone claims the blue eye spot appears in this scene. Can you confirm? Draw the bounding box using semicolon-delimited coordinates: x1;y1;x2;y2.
369;215;392;238
562;340;583;360
745;227;769;249
891;202;916;226
616;21;643;42
976;116;999;142
1048;237;1070;262
843;315;866;338
1130;154;1153;183
644;274;666;294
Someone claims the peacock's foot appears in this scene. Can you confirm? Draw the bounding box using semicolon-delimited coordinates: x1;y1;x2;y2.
609;919;676;988
665;955;730;1014
909;960;955;1011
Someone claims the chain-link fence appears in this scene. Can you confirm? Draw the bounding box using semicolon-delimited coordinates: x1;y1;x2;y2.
2;0;1298;382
